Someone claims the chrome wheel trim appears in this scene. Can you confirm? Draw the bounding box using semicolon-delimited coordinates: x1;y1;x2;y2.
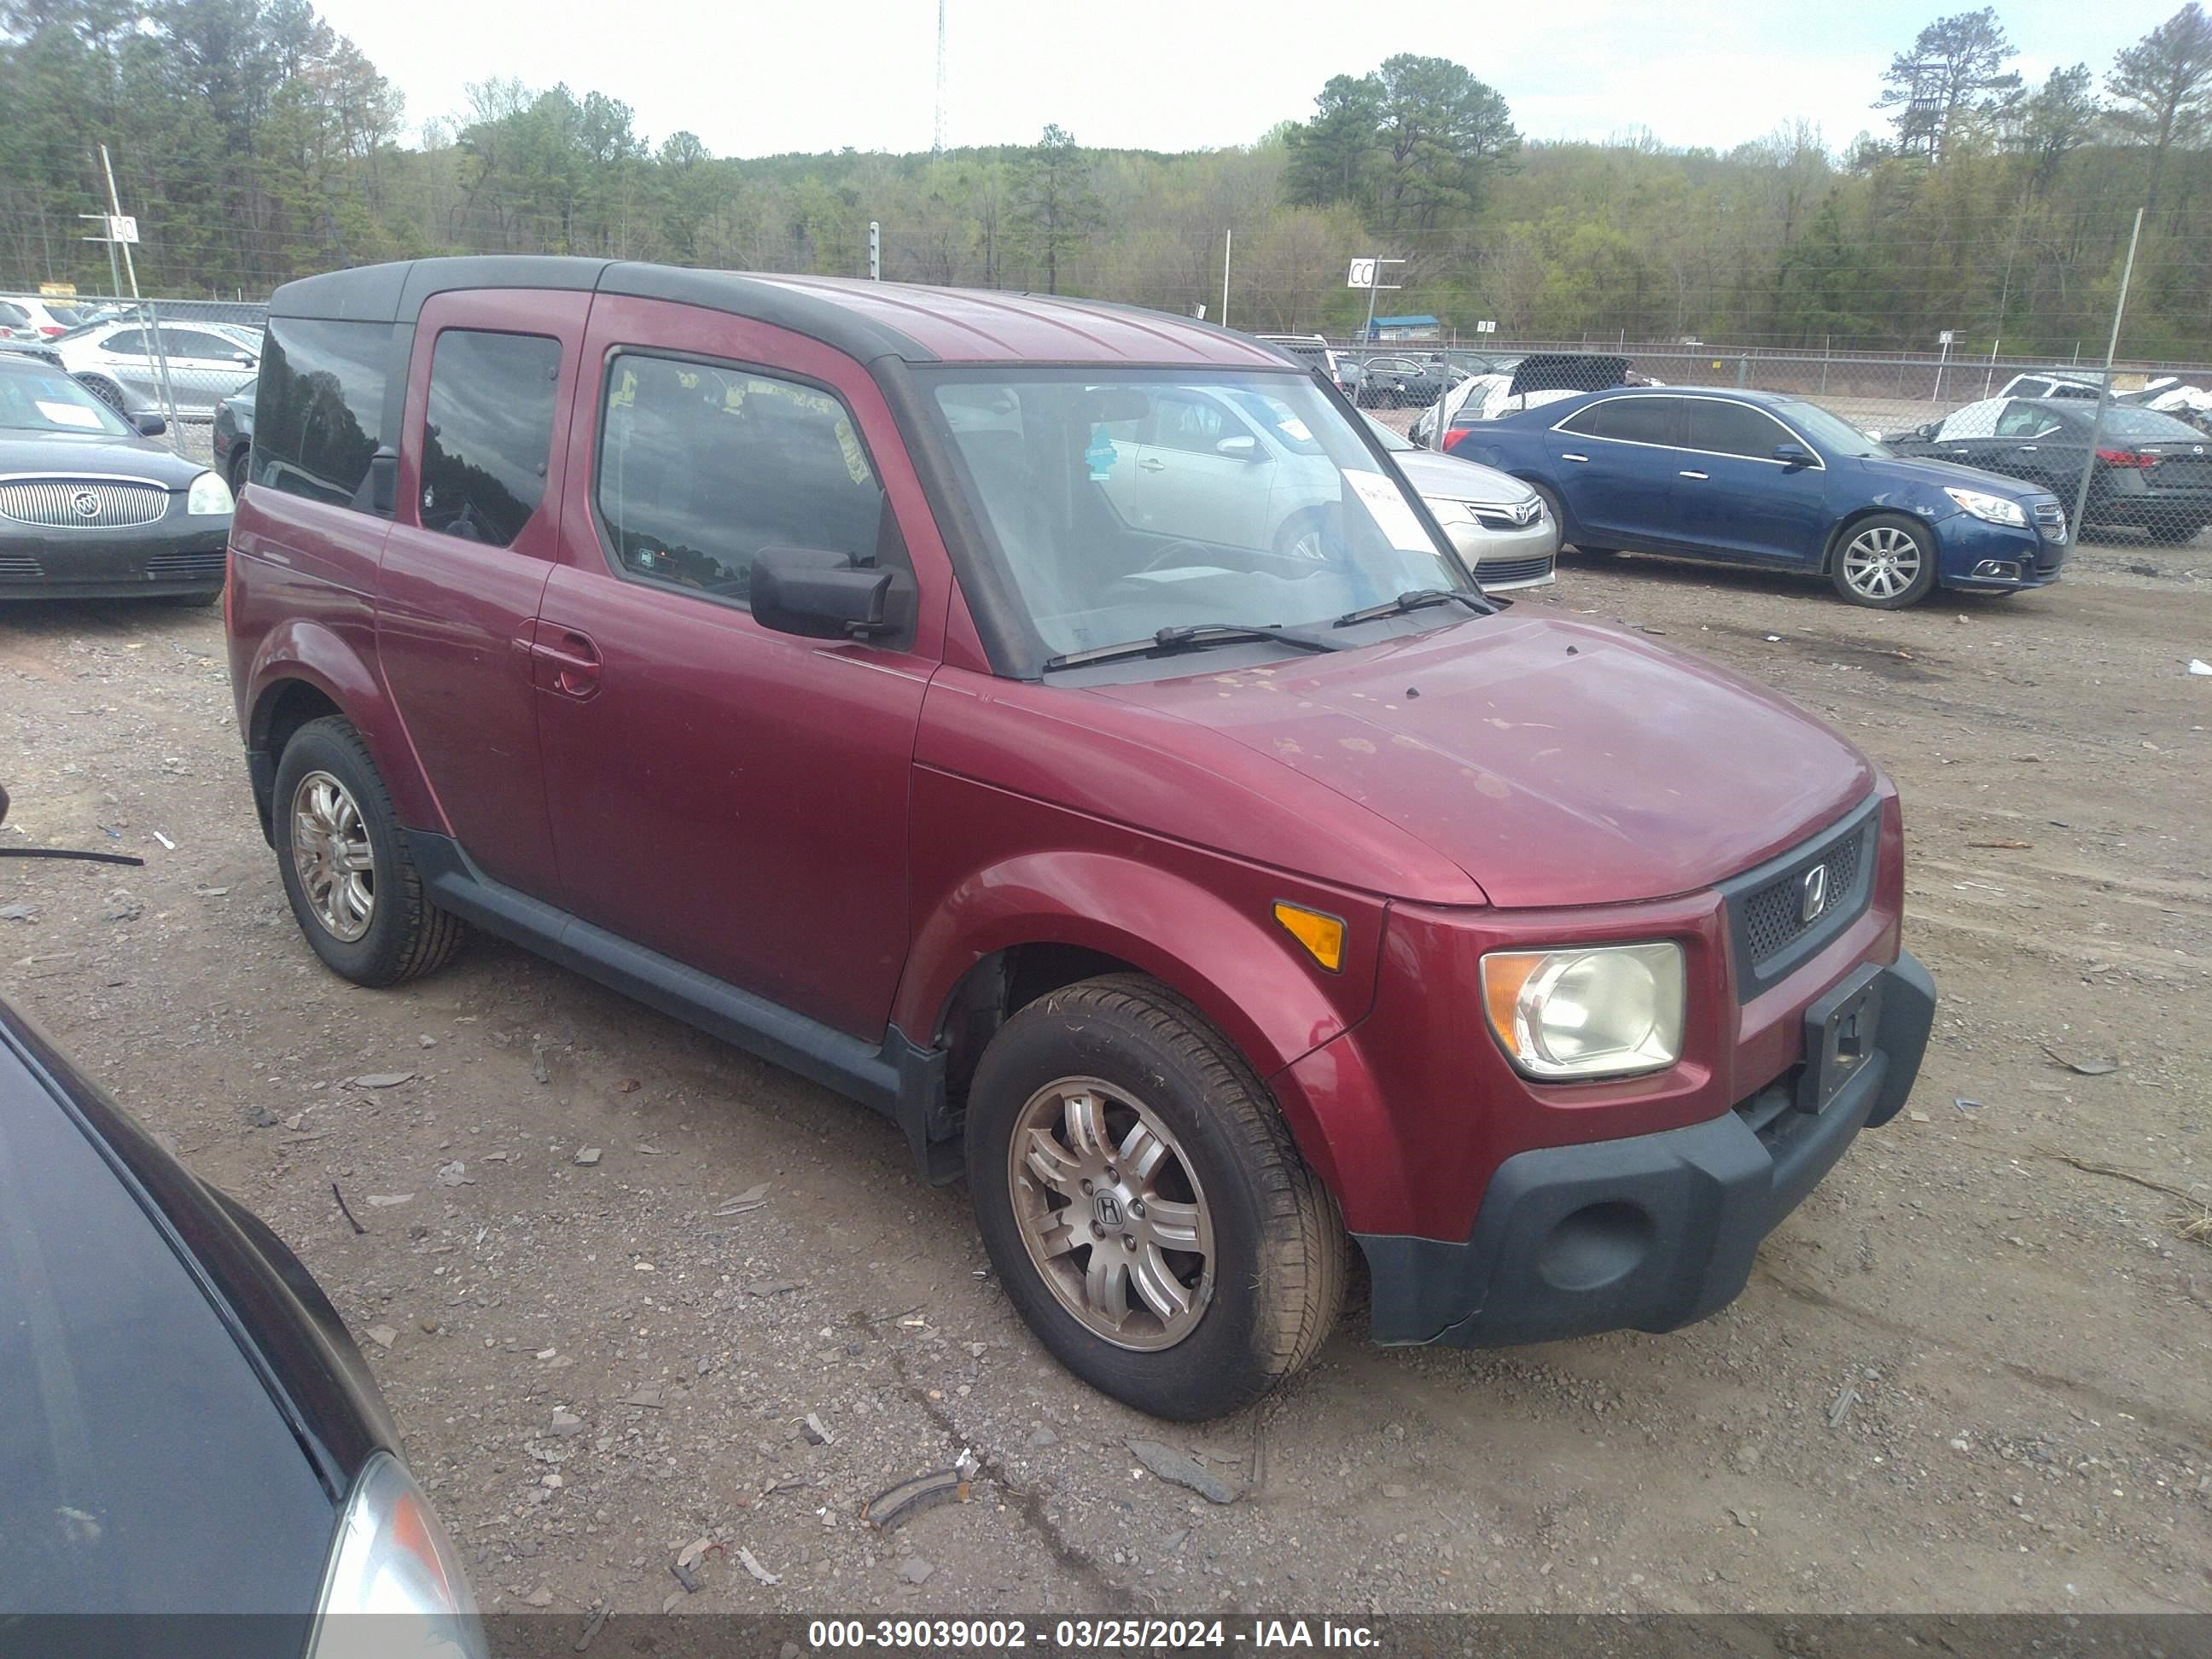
289;769;375;942
1841;524;1924;600
1007;1075;1215;1352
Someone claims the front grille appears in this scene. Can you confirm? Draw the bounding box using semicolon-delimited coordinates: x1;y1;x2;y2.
144;549;226;582
1742;832;1861;964
1477;554;1557;585
0;480;171;529
0;552;43;578
1720;798;1879;1002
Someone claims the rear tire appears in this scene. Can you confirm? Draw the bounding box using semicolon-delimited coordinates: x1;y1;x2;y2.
966;974;1347;1421
1830;513;1937;608
272;716;464;987
227;445;251;496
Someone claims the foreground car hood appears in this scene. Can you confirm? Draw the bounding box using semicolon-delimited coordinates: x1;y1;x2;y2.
1102;615;1875;908
0;432;201;486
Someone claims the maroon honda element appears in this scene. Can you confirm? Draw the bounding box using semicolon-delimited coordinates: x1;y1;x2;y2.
226;258;1935;1420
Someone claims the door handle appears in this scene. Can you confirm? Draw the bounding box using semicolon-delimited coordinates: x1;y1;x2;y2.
523;626;602;699
2017;445;2037;452
1137;457;1166;472
1678;469;1708;480
1561;452;1589;463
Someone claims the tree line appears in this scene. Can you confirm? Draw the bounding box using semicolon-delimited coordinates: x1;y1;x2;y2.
2;1;2209;358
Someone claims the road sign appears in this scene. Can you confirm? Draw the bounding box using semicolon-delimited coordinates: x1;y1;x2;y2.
1936;329;1957;346
1348;259;1376;289
1476;320;1497;334
107;214;138;244
38;282;77;298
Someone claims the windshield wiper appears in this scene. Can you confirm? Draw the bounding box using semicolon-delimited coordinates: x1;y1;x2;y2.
1041;621;1346;672
1332;588;1488;628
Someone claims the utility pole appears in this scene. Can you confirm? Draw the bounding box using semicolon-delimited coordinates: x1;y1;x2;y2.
2072;208;2145;545
1353;255;1404;346
91;143;181;445
1220;229;1231;329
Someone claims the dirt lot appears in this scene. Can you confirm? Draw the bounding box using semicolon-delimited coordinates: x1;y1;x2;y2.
3;535;2209;1627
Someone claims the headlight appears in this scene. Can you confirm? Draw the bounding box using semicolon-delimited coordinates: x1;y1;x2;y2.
186;469;235;516
1425;498;1477;525
1480;942;1686;1080
1942;486;2026;527
309;1452;485;1659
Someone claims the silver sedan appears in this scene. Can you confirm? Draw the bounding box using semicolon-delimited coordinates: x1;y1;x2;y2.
1362;414;1557;590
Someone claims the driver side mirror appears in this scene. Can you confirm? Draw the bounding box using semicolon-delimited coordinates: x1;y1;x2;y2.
1772;442;1814;469
752;545;911;641
131;410;167;437
1214;435;1260;461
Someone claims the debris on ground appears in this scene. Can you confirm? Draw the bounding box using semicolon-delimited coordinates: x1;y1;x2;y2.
736;1546;780;1586
436;1161;470;1186
531;1038;550;1084
747;1279;800;1298
668;1559;699;1593
573;1605;608;1651
2040;1044;2118;1076
364;1192;414;1208
0;903;35;922
548;1409;584;1437
1126;1437;1238;1504
1953;1097;1983;1115
2190;659;2212;676
862;1468;972;1531
802;1412;833;1446
1966;840;2032;849
1027;1425;1059;1449
897;1557;935;1586
1829;1386;1860;1428
365;1324;397;1350
573;1147;602;1166
348;1071;415;1089
620;1384;663;1408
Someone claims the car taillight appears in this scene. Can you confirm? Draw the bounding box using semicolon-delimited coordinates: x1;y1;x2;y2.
2095;448;2155;468
38;325;66;337
1442;429;1468;452
308;1453;484;1659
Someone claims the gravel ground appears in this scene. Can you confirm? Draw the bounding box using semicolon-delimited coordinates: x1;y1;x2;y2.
2;533;2209;1627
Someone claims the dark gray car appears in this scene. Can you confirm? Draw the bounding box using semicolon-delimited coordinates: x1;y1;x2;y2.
0;354;233;602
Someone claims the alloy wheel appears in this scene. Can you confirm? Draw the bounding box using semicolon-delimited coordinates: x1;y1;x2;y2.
1841;524;1924;601
289;769;375;941
1006;1075;1214;1350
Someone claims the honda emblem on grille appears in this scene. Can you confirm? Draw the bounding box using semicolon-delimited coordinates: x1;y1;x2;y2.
1800;864;1829;924
71;490;100;519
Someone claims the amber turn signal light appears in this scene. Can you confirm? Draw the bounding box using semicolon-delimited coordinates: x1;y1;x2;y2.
1272;901;1346;973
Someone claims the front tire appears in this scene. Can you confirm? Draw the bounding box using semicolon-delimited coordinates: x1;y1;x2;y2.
967;975;1347;1421
1831;513;1937;608
227;445;251;496
272;716;464;987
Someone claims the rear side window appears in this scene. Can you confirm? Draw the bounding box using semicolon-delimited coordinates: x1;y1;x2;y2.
1685;399;1794;459
595;352;886;607
1563;396;1679;446
418;330;562;547
254;317;393;514
101;329;148;356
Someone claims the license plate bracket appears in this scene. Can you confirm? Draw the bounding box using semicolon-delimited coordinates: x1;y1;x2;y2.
1797;964;1885;1116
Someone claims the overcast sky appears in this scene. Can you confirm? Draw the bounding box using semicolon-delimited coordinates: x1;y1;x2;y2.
313;0;2168;160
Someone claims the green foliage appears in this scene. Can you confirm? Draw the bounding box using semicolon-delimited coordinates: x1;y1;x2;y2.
0;4;2206;357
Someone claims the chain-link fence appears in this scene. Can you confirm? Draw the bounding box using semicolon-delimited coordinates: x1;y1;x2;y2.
0;295;261;466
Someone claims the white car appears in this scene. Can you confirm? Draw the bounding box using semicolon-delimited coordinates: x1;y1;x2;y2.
1360;414;1557;591
44;317;260;418
0;295;94;341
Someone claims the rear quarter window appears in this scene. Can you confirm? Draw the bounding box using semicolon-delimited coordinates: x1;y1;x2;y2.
253;317;396;514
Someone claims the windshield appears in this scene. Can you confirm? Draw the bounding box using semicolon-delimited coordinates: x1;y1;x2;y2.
928;369;1471;661
1778;399;1890;458
0;364;132;437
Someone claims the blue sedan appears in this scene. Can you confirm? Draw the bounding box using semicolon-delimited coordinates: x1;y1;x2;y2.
1444;387;2069;608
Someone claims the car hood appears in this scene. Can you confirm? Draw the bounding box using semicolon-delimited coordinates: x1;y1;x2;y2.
1389;446;1535;507
1858;452;2052;500
0;432;203;486
1098;614;1875;908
